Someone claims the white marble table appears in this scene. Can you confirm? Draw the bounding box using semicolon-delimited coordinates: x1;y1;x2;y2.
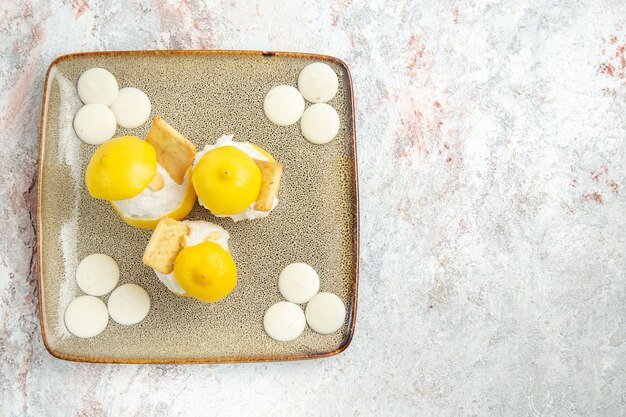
1;1;624;416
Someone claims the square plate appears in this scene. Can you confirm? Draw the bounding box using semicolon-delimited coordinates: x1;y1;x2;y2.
37;50;358;363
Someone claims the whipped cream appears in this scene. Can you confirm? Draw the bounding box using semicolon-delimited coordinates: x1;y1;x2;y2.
112;165;189;220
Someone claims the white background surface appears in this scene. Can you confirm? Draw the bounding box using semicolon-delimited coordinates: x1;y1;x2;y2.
1;0;625;416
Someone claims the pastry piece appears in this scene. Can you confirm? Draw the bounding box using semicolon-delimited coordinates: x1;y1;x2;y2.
142;218;190;274
253;160;283;212
147;173;164;191
146;115;196;184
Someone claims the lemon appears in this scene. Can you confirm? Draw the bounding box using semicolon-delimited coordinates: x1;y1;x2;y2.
110;168;197;230
85;136;156;200
173;241;237;302
192;146;262;215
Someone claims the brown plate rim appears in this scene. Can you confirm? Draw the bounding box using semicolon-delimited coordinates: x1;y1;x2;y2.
36;49;359;364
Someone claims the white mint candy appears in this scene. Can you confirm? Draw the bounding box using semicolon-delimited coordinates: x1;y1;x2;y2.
73;103;117;145
263;85;305;126
64;296;109;338
298;62;338;103
263;301;305;342
107;284;151;325
278;263;320;304
110;87;152;129
305;292;346;334
76;254;119;296
77;67;119;106
300;103;340;144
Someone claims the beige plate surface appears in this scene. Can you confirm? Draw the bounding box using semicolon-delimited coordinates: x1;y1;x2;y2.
37;50;358;363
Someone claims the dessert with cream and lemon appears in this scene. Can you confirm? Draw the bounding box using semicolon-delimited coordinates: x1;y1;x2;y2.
192;135;283;221
62;63;354;342
85;116;197;229
143;218;237;303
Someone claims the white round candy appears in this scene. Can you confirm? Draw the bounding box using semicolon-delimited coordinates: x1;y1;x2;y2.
300;103;340;145
76;254;119;296
77;67;119;106
73;103;117;145
110;87;152;129
278;263;320;304
263;301;305;342
64;296;109;338
298;62;339;103
107;284;150;325
263;85;305;126
305;292;346;334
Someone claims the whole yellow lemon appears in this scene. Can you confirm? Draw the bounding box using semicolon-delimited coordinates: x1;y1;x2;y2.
173;241;237;303
85;136;157;200
192;146;262;215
